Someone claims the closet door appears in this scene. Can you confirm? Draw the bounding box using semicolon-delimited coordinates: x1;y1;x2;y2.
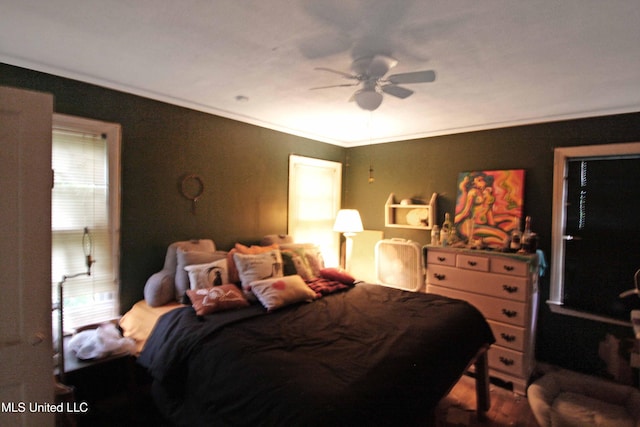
0;86;54;426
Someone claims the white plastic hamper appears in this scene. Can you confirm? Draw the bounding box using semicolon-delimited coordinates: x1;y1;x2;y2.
374;238;424;292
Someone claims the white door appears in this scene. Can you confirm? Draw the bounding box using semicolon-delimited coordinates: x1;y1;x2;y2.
0;86;54;426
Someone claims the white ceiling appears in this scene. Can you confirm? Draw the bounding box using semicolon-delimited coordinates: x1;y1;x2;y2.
2;0;639;147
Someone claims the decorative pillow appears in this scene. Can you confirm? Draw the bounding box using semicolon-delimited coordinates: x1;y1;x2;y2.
176;248;227;299
226;249;240;283
184;258;229;290
290;252;314;280
186;285;249;316
280;251;299;276
144;270;175;307
250;275;317;311
319;267;356;286
305;250;325;277
279;244;325;279
236;243;279;253
233;249;284;299
305;277;351;297
226;243;279;284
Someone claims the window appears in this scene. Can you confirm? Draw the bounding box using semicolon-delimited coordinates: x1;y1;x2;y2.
549;142;640;326
52;114;121;331
288;155;342;267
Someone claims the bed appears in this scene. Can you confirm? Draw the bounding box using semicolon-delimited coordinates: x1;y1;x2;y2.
135;282;495;427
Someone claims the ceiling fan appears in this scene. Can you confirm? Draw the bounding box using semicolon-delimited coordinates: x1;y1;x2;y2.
311;55;436;111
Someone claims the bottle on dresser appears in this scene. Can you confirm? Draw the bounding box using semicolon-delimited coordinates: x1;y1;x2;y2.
440;213;453;246
431;225;441;246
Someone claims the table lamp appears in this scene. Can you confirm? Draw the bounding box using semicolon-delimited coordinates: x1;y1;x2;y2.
333;209;363;272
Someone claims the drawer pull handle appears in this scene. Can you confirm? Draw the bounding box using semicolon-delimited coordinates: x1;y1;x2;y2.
502;309;517;318
502;284;518;294
437;256;447;262
503;265;515;272
500;333;516;342
499;356;515;366
467;260;477;267
433;273;446;281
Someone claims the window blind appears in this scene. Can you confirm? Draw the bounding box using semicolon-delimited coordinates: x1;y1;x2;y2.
288;155;342;267
52;128;118;330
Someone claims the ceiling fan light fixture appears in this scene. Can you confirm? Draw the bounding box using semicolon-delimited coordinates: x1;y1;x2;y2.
354;88;383;111
313;55;436;111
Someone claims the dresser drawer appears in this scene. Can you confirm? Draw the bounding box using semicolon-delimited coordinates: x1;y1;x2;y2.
487;320;526;352
456;254;489;272
488;345;525;377
490;257;528;277
426;250;456;267
427;285;527;326
426;265;528;302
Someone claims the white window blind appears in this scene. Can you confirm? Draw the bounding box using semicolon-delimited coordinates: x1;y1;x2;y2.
52;115;120;330
288;155;342;267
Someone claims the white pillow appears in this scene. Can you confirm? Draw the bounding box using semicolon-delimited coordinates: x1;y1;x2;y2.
184;259;229;290
233;250;284;299
176;248;226;299
250;275;317;311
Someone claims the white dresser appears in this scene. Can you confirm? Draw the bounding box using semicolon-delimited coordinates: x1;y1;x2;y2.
425;246;539;395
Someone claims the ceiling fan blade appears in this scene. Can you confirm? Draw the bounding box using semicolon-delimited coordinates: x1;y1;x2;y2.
310;83;359;90
314;67;357;79
387;70;436;84
381;84;414;99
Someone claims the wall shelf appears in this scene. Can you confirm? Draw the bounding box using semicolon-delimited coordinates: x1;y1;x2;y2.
385;193;437;230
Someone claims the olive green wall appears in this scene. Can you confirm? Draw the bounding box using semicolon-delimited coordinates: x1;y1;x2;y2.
347;113;640;243
345;113;640;373
0;64;345;313
4;62;640;377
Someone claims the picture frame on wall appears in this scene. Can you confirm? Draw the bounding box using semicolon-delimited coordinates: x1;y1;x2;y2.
454;169;525;249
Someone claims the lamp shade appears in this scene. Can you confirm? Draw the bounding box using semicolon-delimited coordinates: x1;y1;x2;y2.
333;209;363;234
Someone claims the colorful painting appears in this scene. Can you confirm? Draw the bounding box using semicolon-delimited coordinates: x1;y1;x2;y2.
454;169;525;248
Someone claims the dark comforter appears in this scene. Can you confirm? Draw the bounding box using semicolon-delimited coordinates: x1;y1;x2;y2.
139;284;494;427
